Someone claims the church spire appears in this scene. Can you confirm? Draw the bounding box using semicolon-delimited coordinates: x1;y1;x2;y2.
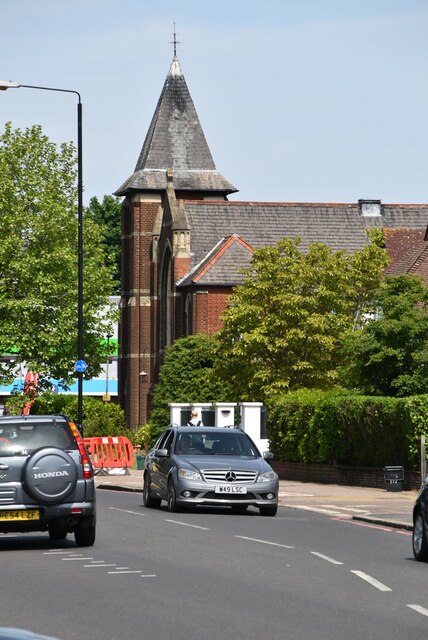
115;47;237;197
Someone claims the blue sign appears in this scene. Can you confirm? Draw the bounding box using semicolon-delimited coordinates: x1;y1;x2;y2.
75;360;88;373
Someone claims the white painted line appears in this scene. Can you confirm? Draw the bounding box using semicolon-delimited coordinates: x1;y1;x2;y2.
116;567;129;570
407;604;428;617
44;551;75;555
108;570;143;574
284;505;344;516
109;507;146;517
141;574;157;578
89;560;106;564
351;570;392;592
165;519;210;530
310;551;343;565
83;563;117;568
62;557;94;561
320;504;371;514
235;535;294;549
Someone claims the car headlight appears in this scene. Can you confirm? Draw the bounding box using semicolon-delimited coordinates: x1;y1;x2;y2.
178;468;202;481
257;471;277;483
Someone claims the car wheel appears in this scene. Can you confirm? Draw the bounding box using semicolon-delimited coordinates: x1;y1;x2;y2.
143;473;161;508
74;524;96;547
167;479;180;513
413;511;428;561
48;524;68;541
259;505;278;517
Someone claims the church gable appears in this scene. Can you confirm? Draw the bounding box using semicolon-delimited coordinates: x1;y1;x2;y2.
178;235;254;287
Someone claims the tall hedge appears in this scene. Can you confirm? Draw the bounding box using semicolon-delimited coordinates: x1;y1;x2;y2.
268;391;428;469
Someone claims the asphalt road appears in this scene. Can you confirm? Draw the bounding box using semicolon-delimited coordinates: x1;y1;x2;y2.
0;490;427;640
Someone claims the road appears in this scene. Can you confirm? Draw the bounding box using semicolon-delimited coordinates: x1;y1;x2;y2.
0;490;426;640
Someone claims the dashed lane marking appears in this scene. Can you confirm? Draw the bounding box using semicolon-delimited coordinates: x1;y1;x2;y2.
109;507;147;516
165;519;210;530
310;551;343;565
407;604;428;617
235;535;294;549
351;570;392;592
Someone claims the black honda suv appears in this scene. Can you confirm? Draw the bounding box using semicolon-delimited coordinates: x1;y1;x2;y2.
0;414;96;546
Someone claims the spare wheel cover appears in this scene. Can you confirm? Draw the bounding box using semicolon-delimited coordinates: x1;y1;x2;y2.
24;447;78;504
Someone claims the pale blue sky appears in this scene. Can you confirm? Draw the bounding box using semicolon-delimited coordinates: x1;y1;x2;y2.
1;0;428;205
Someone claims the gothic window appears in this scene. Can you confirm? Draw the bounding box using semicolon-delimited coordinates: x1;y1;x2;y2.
185;293;193;336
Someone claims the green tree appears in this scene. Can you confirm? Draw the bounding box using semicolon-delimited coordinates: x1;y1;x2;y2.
0;122;117;388
216;234;389;402
84;195;121;294
149;334;233;443
341;275;428;396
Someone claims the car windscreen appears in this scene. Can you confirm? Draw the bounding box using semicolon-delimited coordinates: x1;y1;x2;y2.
0;422;77;457
175;431;260;457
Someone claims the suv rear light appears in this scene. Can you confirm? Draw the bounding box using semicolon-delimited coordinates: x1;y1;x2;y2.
68;420;93;479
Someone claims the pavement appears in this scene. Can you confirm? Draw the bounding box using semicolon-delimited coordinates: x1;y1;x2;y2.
95;468;418;530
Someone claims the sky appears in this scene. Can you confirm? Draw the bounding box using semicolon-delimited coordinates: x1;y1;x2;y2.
1;0;428;206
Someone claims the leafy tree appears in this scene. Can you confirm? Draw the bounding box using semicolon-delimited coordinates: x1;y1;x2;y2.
341;275;428;396
149;334;234;443
216;234;389;402
84;195;121;294
0;122;116;388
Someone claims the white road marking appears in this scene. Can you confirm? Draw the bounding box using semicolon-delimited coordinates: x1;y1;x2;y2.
279;492;314;497
84;563;117;568
235;535;294;549
310;551;343;565
165;519;210;530
44;551;75;555
108;570;143;574
407;604;428;617
141;574;157;578
109;507;146;516
320;504;371;514
332;518;393;531
351;570;392;592
62;557;94;561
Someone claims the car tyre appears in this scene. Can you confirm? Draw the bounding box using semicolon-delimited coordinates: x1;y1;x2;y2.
48;524;68;541
259;505;278;517
143;473;161;509
74;524;96;547
413;511;428;561
167;479;181;513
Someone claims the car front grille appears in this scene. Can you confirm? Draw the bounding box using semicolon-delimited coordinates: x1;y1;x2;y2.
202;469;257;483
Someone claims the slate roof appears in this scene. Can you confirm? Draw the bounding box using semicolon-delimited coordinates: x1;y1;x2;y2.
115;57;237;196
178;201;428;286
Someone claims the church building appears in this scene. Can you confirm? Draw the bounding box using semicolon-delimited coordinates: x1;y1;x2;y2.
115;54;428;427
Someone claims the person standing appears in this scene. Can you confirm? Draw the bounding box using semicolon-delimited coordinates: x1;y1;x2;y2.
187;409;203;426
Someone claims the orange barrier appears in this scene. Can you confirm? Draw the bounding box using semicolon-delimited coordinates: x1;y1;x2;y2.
83;436;134;471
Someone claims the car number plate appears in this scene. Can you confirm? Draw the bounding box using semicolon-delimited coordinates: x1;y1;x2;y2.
0;510;40;521
215;485;247;494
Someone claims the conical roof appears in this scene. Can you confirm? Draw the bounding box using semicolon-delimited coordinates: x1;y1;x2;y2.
115;56;237;196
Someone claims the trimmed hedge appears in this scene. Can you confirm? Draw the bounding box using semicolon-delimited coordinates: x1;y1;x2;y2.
268;391;428;469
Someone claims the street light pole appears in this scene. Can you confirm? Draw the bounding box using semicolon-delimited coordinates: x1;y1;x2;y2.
0;81;85;434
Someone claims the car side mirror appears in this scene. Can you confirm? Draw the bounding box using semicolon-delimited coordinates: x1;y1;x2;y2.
154;448;169;458
263;451;273;460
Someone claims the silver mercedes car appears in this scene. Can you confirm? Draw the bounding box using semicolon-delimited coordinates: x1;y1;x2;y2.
142;426;278;516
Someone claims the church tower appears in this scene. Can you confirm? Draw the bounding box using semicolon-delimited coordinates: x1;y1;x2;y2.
115;54;237;426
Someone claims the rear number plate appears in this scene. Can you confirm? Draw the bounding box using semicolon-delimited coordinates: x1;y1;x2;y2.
215;486;247;494
0;510;40;521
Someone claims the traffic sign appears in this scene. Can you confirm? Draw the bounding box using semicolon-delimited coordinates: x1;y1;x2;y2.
75;360;88;373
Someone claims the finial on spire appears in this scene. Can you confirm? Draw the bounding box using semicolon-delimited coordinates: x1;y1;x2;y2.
170;22;180;57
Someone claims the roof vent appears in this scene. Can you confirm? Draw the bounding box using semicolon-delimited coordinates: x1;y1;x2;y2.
359;199;382;217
